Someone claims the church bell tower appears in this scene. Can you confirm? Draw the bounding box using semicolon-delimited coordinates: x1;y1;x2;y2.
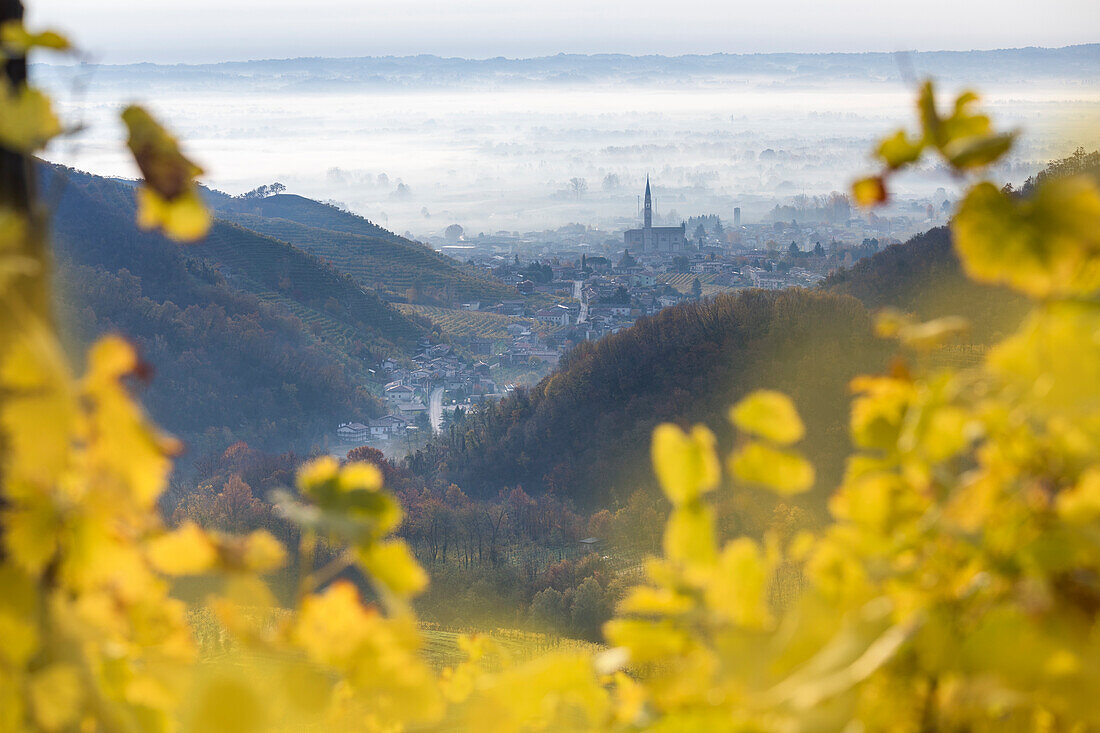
643;176;652;229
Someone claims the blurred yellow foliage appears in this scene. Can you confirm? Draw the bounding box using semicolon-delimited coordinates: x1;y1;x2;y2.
3;26;1100;733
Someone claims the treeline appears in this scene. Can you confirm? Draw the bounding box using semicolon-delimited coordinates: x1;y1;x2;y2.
409;286;888;510
172;442;649;640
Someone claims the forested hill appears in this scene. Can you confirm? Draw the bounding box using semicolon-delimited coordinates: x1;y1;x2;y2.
43;163;427;467
409;225;1025;511
210;194;518;304
410;287;889;510
824;226;1027;341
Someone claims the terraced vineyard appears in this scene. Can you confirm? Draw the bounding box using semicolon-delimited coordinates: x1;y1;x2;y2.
194;220;428;351
397;304;547;340
657;272;741;297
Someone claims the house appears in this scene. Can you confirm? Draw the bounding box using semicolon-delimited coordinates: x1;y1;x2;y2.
368;414;407;438
534;306;570;327
396;401;429;417
336;422;370;444
498;300;527;316
384;384;416;403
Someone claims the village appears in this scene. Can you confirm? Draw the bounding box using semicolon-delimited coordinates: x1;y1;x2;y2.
335;181;930;454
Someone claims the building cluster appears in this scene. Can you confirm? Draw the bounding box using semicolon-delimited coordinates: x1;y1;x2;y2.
337;179;926;451
337;341;509;448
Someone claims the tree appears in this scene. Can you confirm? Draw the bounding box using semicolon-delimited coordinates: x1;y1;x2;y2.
693;223;706;245
691;277;703;299
569;577;605;641
444;223;464;242
788;241;799;256
569;177;588;200
602;173;620;190
239;181;286;200
813;241;825;257
529;587;566;632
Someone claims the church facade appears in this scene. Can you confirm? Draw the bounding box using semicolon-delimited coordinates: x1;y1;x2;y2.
624;178;686;253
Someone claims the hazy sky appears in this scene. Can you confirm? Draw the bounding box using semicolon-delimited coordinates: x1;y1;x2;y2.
27;0;1100;64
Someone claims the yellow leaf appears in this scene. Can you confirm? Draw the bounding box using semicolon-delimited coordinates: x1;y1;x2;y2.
944;132;1016;170
729;389;805;445
241;530;287;572
651;423;720;506
357;539;428;598
0;22;70;52
147;522;217;575
953;176;1100;298
987;301;1100;414
294;581;374;668
617;585;694;617
705;538;772;629
0;564;38;666
852;176;887;207
122;105;203;198
339;461;383;492
122;105;210;241
729;441;815;494
187;669;266;733
82;335;176;509
663;503;716;566
1057;467;1100;524
0;81;62;151
4;496;60;574
604;618;692;664
297;455;340;494
29;663;83;732
896;316;970;351
873;307;911;339
849;375;914;452
135;187;211;242
875;130;924;169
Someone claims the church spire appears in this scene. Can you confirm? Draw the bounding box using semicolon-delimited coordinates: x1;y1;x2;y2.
643;176;652;229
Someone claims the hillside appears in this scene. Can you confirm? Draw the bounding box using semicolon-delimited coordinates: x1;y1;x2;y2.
43;164;426;467
824;226;1027;342
409;287;888;510
212;195;517;304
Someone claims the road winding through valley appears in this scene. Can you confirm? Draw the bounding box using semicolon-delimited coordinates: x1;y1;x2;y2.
429;386;444;434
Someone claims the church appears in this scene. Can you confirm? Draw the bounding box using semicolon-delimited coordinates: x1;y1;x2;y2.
623;178;686;253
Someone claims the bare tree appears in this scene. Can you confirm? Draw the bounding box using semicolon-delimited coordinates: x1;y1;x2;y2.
569;177;588;200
